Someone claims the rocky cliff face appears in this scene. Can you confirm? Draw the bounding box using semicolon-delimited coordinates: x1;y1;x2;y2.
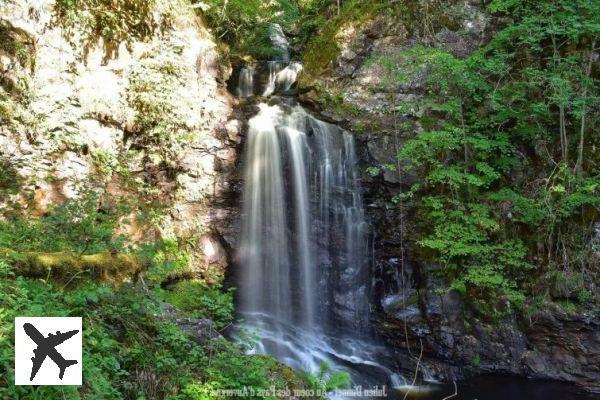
376;258;600;391
0;0;241;281
297;0;600;393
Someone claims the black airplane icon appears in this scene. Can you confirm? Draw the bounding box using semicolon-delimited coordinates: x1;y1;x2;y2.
23;323;79;381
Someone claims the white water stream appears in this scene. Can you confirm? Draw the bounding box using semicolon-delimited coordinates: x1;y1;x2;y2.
234;59;423;398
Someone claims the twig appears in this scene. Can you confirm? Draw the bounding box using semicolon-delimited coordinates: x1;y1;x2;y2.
441;380;458;400
402;338;424;400
61;269;89;290
139;273;150;296
391;88;414;360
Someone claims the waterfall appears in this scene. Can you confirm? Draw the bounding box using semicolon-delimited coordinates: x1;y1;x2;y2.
262;62;303;97
234;58;399;391
276;62;303;92
283;110;315;328
268;23;290;62
239;104;290;321
262;61;282;97
239;100;370;332
237;65;254;97
310;117;370;334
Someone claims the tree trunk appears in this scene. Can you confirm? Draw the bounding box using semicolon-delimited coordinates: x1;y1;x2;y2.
552;33;568;165
574;39;596;176
0;248;143;284
559;104;568;164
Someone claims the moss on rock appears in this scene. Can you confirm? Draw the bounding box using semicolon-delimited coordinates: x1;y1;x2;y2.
0;248;143;284
301;0;385;82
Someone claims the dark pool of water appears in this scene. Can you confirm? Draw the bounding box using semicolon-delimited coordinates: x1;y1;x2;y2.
391;375;599;400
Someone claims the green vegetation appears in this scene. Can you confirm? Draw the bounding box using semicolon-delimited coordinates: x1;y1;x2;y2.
0;248;141;283
197;0;391;62
0;264;301;399
0;183;347;398
372;0;600;318
0;158;22;200
0;190;127;254
0;21;34;75
301;0;385;77
4;0;600;395
53;0;165;62
125;39;196;162
301;0;469;81
0;190;305;399
299;362;351;393
90;149;127;178
198;0;300;59
160;280;235;329
0;20;35;130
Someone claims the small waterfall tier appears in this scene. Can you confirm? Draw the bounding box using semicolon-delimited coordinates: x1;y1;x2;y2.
234;61;303;98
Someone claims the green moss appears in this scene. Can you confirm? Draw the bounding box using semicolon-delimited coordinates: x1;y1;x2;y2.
161;279;234;329
543;270;587;300
302;0;383;79
0;248;142;283
0;21;35;120
556;300;578;314
319;88;353;113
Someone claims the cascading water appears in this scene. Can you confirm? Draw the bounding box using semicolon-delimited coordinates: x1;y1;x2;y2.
262;61;281;97
234;49;411;397
262;61;303;97
237;65;254;98
239;103;291;323
268;23;291;62
239;100;370;333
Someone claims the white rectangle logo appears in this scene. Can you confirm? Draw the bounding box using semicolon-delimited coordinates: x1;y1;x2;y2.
14;317;82;385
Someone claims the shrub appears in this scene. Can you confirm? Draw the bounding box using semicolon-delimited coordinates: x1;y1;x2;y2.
161;280;234;329
0;260;295;399
299;362;351;393
198;0;300;59
0;190;127;254
53;0;165;62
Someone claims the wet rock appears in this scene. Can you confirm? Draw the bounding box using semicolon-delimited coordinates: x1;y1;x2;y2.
592;222;600;259
363;141;598;390
159;303;221;344
374;261;600;391
177;318;222;345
